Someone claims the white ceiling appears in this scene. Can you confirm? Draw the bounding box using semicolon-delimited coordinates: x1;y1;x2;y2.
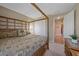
0;3;43;19
0;3;76;20
36;3;76;16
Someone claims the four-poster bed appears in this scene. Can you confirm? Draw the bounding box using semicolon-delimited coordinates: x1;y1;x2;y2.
0;3;49;56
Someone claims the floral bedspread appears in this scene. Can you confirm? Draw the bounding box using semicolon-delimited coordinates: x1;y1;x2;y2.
0;34;47;56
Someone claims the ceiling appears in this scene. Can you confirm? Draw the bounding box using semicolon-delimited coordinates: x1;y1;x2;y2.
0;3;43;20
0;3;76;20
36;3;76;16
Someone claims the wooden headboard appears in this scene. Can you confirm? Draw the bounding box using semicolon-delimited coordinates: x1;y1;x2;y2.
0;16;28;30
0;16;29;39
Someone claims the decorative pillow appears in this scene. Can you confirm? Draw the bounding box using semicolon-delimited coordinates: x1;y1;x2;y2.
17;30;24;37
26;31;30;35
23;30;27;36
0;31;7;39
7;30;17;37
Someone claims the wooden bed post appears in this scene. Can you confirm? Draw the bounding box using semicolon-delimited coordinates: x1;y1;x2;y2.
47;18;49;49
31;3;49;50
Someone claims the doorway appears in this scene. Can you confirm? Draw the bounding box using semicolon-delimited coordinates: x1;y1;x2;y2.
54;17;64;44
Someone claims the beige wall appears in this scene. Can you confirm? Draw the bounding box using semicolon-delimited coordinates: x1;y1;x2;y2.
29;20;47;37
63;10;74;38
75;4;79;37
29;22;35;34
48;16;55;43
0;6;32;21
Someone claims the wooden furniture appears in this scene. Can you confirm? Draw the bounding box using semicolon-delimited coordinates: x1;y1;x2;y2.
0;34;49;56
0;16;49;56
33;41;49;56
0;16;28;30
65;38;79;56
0;16;30;38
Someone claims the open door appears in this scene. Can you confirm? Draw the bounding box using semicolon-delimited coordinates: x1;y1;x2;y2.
54;17;64;44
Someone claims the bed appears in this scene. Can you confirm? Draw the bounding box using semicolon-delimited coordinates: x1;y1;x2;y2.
0;16;49;56
0;34;48;56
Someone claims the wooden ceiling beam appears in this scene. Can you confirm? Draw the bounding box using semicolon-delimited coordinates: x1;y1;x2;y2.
31;3;48;19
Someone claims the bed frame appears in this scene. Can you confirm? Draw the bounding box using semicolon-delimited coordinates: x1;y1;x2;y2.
0;29;49;56
0;16;29;38
0;16;29;31
0;16;49;56
33;40;49;56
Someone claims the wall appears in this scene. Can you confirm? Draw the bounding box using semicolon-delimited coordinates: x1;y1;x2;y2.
48;11;74;43
75;4;79;37
30;22;35;34
30;20;47;37
0;6;32;21
63;10;74;38
49;16;55;43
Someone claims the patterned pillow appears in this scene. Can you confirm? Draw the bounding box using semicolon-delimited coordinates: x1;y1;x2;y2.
26;31;30;35
23;30;28;36
7;30;17;37
0;31;7;39
17;30;24;37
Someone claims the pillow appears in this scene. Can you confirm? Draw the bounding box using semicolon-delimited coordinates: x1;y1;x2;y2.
17;29;24;37
23;30;28;36
7;30;17;37
26;31;30;35
0;31;7;39
17;29;29;37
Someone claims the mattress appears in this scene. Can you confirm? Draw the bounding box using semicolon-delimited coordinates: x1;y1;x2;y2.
0;34;47;56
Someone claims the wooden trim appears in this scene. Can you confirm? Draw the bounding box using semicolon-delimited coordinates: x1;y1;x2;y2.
0;24;7;26
31;4;49;47
0;16;28;30
29;18;46;23
7;18;8;29
0;20;7;22
47;19;49;49
31;3;48;19
0;16;27;22
14;20;16;29
74;10;76;35
33;41;48;56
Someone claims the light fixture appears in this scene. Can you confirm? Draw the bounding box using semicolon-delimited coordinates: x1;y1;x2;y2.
57;16;60;19
57;16;63;19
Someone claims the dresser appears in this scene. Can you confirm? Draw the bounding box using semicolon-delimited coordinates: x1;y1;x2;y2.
65;38;79;56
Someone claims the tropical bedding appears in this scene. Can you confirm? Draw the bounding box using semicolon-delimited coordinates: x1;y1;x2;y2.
0;34;47;56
